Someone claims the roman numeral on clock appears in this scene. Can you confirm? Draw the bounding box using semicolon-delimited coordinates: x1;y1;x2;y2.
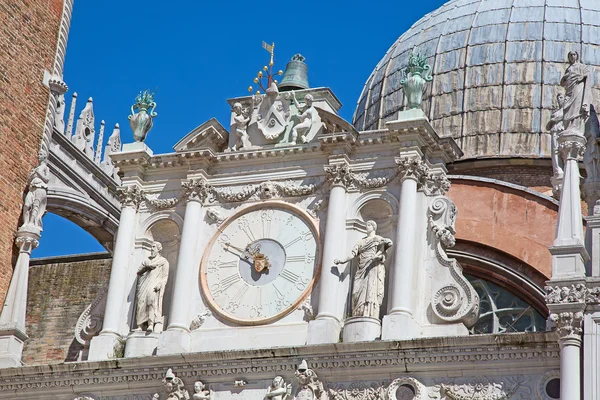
287;255;306;263
219;273;241;293
280;269;309;291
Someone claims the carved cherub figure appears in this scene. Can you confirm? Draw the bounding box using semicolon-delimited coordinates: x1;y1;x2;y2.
294;360;327;400
231;102;251;151
290;92;318;145
265;376;292;400
154;369;190;400
193;381;211;400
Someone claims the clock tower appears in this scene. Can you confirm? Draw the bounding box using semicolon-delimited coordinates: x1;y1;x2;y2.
88;51;477;360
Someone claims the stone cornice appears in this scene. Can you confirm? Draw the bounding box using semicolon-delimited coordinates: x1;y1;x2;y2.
0;333;558;396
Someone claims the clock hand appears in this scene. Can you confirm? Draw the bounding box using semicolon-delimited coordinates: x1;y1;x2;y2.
223;242;250;260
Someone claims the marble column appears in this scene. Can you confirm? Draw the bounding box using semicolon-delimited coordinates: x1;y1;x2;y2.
550;134;589;278
88;186;143;361
158;178;208;355
0;230;39;367
382;156;428;340
550;309;584;400
307;163;351;344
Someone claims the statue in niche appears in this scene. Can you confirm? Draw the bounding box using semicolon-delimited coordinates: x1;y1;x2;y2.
135;241;169;333
154;368;190;400
231;102;251;151
265;376;292;400
561;51;592;135
193;381;211;400
294;360;327;400
547;93;566;178
21;149;51;231
290;92;317;145
334;220;393;319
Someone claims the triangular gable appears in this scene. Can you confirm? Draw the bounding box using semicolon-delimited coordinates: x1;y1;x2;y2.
173;118;229;153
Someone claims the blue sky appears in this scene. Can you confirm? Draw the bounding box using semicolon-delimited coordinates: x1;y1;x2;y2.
35;0;448;258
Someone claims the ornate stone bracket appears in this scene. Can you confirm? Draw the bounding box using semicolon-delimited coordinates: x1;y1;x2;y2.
428;197;479;327
75;290;107;349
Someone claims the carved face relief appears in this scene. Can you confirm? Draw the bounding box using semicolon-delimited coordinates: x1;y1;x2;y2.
200;203;320;325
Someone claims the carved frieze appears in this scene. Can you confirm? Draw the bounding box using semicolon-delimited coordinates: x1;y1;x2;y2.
328;382;386;400
545;284;587;304
436;375;529;400
211;180;317;203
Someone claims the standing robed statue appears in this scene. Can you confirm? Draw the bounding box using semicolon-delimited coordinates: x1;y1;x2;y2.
561;51;592;135
334;220;393;319
136;241;169;333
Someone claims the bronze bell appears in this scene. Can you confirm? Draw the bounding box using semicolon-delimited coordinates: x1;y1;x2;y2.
279;54;310;91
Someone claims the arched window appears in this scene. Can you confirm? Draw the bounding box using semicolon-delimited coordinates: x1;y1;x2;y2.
466;275;546;334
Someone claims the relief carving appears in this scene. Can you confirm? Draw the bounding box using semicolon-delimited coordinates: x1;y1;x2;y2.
549;311;583;341
295;360;328;400
75;289;107;351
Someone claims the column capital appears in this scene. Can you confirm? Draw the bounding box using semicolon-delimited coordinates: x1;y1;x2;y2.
117;185;144;209
182;177;212;203
324;163;353;189
14;232;39;255
422;171;451;196
550;310;584;343
558;133;586;162
395;156;429;183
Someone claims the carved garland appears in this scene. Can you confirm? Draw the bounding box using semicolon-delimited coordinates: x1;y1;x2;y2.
428;197;480;327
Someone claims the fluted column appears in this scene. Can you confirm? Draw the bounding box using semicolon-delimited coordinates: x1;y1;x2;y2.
550;308;584;400
307;163;352;344
158;178;209;355
88;186;143;361
0;232;39;367
382;155;428;340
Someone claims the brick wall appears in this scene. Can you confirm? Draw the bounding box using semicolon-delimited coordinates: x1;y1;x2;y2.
22;253;111;365
0;0;65;306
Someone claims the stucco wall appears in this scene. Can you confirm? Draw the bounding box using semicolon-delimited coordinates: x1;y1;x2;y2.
448;178;558;279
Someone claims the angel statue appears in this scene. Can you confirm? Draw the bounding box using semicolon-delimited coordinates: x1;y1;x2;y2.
334;220;393;319
265;376;292;400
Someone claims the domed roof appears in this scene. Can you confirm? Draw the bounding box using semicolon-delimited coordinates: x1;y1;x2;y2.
353;0;600;159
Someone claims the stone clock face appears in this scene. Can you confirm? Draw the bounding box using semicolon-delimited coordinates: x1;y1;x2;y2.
200;202;320;325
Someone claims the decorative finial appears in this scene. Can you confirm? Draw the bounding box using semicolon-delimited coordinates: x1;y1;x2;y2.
248;41;283;94
128;89;157;142
400;50;433;110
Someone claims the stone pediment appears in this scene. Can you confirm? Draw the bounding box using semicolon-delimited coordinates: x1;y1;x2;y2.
173;118;229;153
317;107;357;135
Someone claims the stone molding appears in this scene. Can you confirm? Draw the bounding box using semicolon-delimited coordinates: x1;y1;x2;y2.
117;186;144;209
549;311;583;342
0;334;558;393
428;197;479;327
395;156;429;183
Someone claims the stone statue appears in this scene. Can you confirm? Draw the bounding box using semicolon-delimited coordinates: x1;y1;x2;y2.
401;51;433;110
290;92;318;145
547;93;566;179
560;51;591;135
265;376;292;400
54;93;66;134
71;97;95;158
334;220;393;319
135;241;169;333
584;105;600;181
193;381;211;400
231;102;251;151
21;149;51;231
294;360;327;400
129;89;157;142
154;368;190;400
